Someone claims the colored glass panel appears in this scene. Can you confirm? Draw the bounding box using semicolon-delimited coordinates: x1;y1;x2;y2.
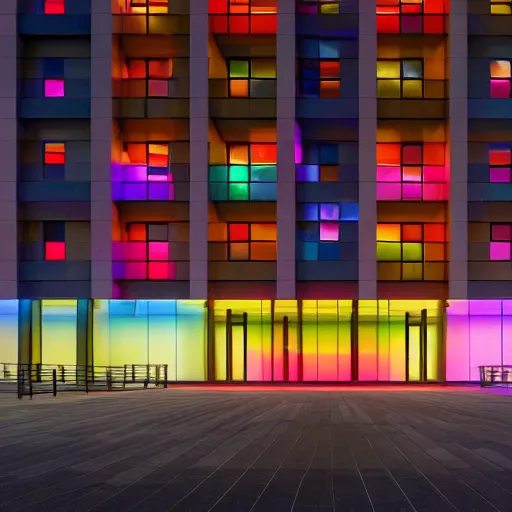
45;0;65;14
44;79;64;97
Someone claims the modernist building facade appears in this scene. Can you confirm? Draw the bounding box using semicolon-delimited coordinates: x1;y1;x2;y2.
0;0;511;382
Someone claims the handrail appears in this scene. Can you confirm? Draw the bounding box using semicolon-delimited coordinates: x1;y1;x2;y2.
479;365;512;388
0;363;169;399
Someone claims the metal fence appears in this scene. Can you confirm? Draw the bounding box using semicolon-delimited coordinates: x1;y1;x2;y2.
0;363;168;399
479;365;512;387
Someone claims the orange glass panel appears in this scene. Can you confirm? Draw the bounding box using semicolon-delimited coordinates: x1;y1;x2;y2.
320;81;341;98
44;143;65;164
424;224;445;242
424;243;445;261
126;144;147;164
148;144;169;167
251;223;277;241
128;224;147;241
229;145;249;164
491;61;511;79
230;243;249;260
251;144;277;164
377;144;401;166
377;224;401;242
149;60;173;79
402;224;423;242
230;79;249;96
424;142;445;165
128;60;146;79
250;242;276;260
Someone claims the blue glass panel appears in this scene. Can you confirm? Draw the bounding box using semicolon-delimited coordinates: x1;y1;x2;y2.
298;242;319;261
297;222;319;241
299;39;319;59
320;203;340;221
44;221;65;242
319;242;341;261
319;144;338;164
296;164;319;182
319;40;340;59
250;165;276;182
209;183;228;200
44;165;65;180
340;202;359;221
209;165;228;181
299;203;319;221
109;300;137;316
43;58;64;78
250;182;277;200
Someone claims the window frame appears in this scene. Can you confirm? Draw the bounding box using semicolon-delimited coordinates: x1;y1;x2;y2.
226;222;277;261
227;58;276;98
377;58;425;99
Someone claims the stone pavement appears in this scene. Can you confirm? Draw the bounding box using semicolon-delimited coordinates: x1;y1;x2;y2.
1;385;512;511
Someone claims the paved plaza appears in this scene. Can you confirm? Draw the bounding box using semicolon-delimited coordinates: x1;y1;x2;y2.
1;386;512;511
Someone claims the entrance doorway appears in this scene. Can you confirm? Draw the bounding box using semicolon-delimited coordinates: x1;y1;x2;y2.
405;309;428;381
225;310;248;381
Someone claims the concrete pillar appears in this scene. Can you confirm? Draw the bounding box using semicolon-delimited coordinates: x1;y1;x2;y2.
0;0;18;298
189;0;209;299
18;300;42;366
358;0;377;299
449;0;468;299
276;0;296;299
90;0;113;299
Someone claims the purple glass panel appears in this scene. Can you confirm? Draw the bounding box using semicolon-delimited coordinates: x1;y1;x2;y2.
123;183;147;200
112;262;126;280
490;167;511;183
149;183;171;200
124;164;147;182
401;16;422;33
296;165;319;182
320;203;340;221
294;121;303;164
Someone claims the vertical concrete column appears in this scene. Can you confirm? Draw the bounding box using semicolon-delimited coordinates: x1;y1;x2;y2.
276;0;296;299
358;0;377;299
449;0;468;299
0;0;18;298
90;0;113;298
189;0;209;299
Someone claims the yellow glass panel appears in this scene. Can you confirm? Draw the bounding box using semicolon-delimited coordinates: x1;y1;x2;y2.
320;3;339;13
250;242;276;260
229;145;249;165
251;224;277;241
377;61;400;79
251;60;277;78
230;242;249;260
491;5;511;14
377;223;401;242
377;242;401;261
490;60;511;78
402;80;423;98
377;79;401;98
402;263;423;280
229;79;249;97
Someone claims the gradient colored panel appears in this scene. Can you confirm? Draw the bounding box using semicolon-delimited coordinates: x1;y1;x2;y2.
0;300;18;364
41;300;77;366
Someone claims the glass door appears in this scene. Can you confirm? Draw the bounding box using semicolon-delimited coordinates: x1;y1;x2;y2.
226;310;248;382
405;309;428;381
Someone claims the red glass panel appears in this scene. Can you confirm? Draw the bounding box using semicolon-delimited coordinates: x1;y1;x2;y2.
128;224;147;241
148;262;171;280
45;242;66;260
209;0;228;13
424;15;444;34
377;15;400;33
45;0;65;14
492;224;512;241
230;15;250;33
402;224;423;242
229;224;249;241
251;15;276;34
209;16;228;33
424;224;445;242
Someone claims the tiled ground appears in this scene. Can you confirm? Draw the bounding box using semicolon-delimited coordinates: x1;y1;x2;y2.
1;386;512;511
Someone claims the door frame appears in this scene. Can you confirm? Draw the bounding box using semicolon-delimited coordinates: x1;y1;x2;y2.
226;309;248;382
405;309;428;382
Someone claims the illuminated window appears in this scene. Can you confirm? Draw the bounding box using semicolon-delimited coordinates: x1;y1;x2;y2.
44;79;64;97
44;222;66;261
116;143;174;201
377;0;446;34
227;223;277;261
296;143;338;182
44;0;65;14
297;202;358;261
490;61;511;99
112;223;176;280
298;39;341;98
297;0;340;15
490;224;512;260
377;223;446;280
126;59;173;97
377;60;423;99
489;146;512;183
44;142;65;180
491;0;511;15
208;0;277;34
376;143;447;201
209;143;277;201
119;0;169;14
228;59;276;97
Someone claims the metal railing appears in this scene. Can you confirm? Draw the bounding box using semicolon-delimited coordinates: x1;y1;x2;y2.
0;363;168;399
479;365;512;387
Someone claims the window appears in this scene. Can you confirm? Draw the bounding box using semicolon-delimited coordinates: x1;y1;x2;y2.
209;143;277;201
228;59;276;97
490;61;511;99
296;143;338;182
125;59;173;97
377;60;423;99
208;0;277;34
112;223;176;280
299;58;341;98
119;0;169;14
376;143;447;201
490;224;512;260
297;0;340;15
44;142;65;180
43;58;65;97
377;223;446;280
491;0;511;15
44;222;66;261
489;146;511;183
297;202;358;261
44;0;65;14
116;143;174;200
377;0;446;34
227;223;277;261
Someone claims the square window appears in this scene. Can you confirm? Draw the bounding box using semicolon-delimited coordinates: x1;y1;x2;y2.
148;224;168;242
402;224;423;242
492;224;512;241
490;148;511;165
229;242;249;260
44;0;65;14
229;145;249;164
402;144;422;165
490;241;511;260
148;242;169;260
148;262;172;280
45;241;66;260
319;61;340;79
320;203;340;221
44;165;65;180
491;60;511;78
229;79;249;97
148;80;169;97
490;167;511;182
229;60;249;78
320;223;339;241
320;165;338;181
490;79;511;98
43;58;64;78
44;79;64;97
44;142;65;165
128;224;147;241
149;60;173;79
402;60;423;79
229;224;249;241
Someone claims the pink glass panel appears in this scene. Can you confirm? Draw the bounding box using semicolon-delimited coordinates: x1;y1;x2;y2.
490;167;511;183
490;241;511;260
492;224;512;240
422;165;445;182
148;80;168;96
469;315;502;381
149;242;169;261
503;313;512;366
320;223;339;241
402;183;422;200
490;79;511;98
423;183;447;201
124;262;147;279
44;79;64;97
148;262;171;280
376;182;401;200
377;165;401;182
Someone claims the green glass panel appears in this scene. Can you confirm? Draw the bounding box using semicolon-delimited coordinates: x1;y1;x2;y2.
376;241;401;261
402;243;423;262
209;183;228;201
229;183;249;200
209;165;228;181
229;60;249;78
250;165;277;182
229;165;249;182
